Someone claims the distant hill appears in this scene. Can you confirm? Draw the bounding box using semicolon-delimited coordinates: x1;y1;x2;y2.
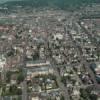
0;0;22;4
0;0;100;10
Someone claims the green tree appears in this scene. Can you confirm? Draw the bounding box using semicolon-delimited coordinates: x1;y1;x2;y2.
61;76;66;86
89;94;97;100
80;88;89;100
17;72;25;83
60;95;65;100
6;71;12;82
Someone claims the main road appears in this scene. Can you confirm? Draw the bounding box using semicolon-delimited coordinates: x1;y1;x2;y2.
64;22;100;90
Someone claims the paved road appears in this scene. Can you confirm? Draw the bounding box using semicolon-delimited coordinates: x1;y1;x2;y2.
50;59;70;100
77;22;100;89
64;23;100;89
21;81;27;100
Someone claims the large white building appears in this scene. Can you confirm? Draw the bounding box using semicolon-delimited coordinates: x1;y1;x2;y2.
0;54;6;72
27;67;54;80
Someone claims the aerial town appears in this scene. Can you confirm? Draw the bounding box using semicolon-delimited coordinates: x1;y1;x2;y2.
0;1;100;100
